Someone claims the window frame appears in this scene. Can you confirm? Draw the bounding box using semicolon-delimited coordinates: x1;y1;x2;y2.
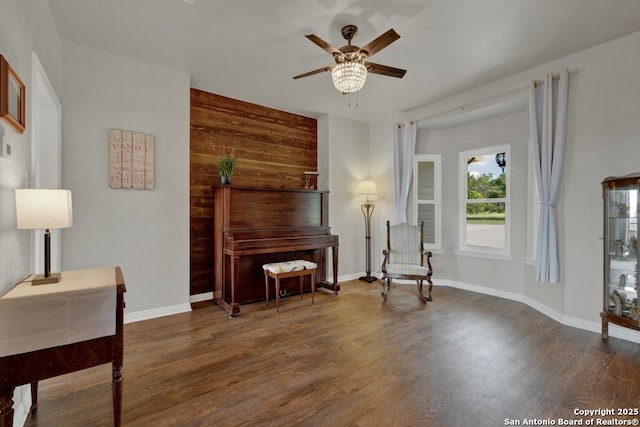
413;154;442;251
457;144;511;260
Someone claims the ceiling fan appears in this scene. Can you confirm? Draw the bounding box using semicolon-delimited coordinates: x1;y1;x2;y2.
293;25;407;94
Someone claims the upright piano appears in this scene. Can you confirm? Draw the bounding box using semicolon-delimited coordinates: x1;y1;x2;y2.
213;186;339;316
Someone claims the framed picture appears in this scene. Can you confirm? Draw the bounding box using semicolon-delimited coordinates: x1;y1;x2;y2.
0;55;26;134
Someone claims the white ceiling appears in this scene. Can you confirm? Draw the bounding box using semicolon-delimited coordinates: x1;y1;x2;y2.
48;0;640;123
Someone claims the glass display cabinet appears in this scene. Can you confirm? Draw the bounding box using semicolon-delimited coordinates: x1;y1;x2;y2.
601;173;640;338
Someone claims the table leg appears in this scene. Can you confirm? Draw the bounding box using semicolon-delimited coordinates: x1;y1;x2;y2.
112;364;123;427
332;246;339;295
30;381;38;415
113;288;124;426
0;388;15;427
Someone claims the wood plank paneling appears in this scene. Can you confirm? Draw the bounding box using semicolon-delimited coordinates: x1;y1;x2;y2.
189;89;318;295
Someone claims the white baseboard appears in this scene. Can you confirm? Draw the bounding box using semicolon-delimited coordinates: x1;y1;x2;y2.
338;272;363;282
190;292;213;303
14;384;31;427
124;303;192;324
435;279;640;344
436;278;524;303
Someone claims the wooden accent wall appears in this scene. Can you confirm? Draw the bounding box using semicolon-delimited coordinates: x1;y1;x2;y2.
190;89;318;295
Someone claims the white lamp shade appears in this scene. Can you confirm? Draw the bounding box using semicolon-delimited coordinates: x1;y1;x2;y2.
357;180;378;201
15;189;73;230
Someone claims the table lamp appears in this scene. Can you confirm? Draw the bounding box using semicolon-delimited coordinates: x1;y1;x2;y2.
357;180;378;283
15;189;73;285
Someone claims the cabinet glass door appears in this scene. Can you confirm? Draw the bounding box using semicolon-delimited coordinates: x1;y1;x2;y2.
604;182;638;324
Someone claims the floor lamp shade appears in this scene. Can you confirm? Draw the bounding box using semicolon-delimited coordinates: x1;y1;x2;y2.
15;189;73;284
356;180;378;203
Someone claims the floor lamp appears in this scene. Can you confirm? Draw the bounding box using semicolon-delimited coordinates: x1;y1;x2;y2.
357;180;377;283
15;189;73;285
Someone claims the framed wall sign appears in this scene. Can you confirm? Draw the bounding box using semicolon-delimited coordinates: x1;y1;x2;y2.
0;55;26;134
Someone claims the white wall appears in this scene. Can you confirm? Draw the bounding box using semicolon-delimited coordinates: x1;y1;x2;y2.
319;114;370;280
367;117;401;273
60;41;191;318
0;1;61;424
0;0;60;290
376;30;640;342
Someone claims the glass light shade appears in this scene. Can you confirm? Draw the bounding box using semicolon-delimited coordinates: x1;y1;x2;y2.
331;61;367;94
15;189;73;230
357;180;378;202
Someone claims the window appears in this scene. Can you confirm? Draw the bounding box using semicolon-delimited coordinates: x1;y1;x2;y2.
414;155;441;250
458;145;510;258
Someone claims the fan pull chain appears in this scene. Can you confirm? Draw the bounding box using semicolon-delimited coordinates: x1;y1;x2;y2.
347;92;359;108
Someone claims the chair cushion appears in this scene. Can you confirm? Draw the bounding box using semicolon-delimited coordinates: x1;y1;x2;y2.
262;260;317;274
386;263;430;276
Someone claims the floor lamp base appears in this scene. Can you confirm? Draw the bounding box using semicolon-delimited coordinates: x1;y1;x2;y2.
30;272;62;285
359;274;378;283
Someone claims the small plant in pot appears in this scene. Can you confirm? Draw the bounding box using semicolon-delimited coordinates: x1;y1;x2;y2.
216;151;237;185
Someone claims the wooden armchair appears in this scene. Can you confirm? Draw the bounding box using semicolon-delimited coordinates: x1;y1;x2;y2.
380;220;433;303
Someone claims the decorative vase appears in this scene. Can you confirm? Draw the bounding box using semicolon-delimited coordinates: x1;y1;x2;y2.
220;176;231;185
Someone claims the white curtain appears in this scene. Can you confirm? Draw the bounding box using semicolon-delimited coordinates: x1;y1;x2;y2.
529;69;569;283
393;121;417;223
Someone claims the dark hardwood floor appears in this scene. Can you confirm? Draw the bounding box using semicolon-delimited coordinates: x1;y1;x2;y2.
25;281;640;427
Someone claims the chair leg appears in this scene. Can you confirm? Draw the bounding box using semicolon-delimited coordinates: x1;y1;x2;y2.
416;280;428;303
426;275;433;301
300;275;304;300
265;273;270;308
275;277;280;313
311;273;315;305
381;277;392;298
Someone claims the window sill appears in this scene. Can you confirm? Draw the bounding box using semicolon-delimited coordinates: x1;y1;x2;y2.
454;249;512;262
523;257;536;266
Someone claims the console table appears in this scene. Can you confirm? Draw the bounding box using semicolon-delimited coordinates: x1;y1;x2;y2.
0;267;126;427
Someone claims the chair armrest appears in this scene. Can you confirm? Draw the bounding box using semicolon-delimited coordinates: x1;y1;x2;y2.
424;251;433;274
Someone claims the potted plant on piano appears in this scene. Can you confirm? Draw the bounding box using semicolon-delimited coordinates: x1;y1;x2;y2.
216;151;237;185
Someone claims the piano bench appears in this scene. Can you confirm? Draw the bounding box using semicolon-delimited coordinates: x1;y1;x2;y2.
263;260;318;313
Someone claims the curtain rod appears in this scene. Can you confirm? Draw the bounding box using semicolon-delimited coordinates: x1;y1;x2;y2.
415;68;580;124
395;120;417;128
532;68;579;85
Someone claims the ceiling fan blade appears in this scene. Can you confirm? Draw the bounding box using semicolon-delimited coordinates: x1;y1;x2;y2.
360;29;401;57
305;34;342;55
365;62;407;78
292;66;333;79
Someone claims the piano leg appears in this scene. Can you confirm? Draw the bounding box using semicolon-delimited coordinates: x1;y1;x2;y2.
228;256;241;317
214;254;242;317
317;245;341;294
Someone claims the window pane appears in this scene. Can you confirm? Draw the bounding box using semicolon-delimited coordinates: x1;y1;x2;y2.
418;204;435;244
466;202;505;248
467;153;506;200
417;161;435;200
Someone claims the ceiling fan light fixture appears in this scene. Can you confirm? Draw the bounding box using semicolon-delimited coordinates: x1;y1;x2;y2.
331;61;367;94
